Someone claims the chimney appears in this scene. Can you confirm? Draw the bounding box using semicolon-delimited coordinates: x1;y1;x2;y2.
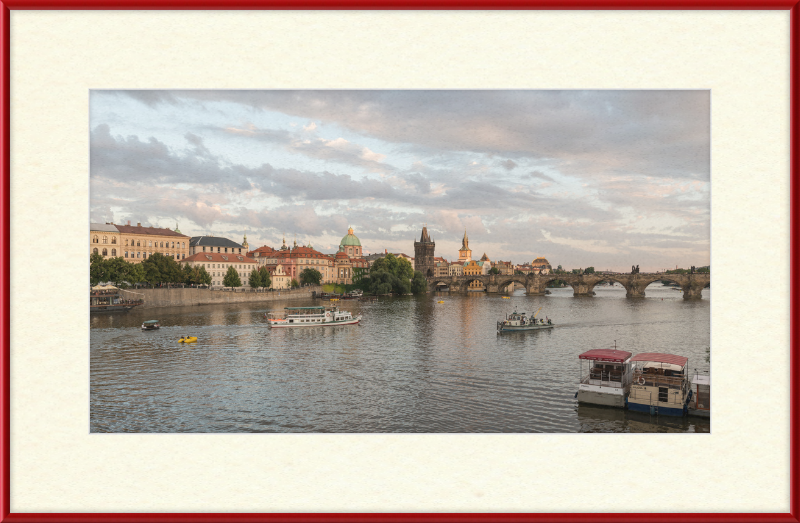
137;222;142;227
127;220;131;226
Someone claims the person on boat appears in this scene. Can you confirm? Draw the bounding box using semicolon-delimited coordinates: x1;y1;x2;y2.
179;336;185;341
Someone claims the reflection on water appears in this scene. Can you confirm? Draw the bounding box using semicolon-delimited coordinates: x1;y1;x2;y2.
90;283;710;433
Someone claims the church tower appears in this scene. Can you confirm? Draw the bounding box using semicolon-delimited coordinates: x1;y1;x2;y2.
458;229;472;262
242;234;249;252
414;225;436;277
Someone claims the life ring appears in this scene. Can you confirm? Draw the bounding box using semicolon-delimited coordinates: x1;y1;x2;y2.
637;376;646;385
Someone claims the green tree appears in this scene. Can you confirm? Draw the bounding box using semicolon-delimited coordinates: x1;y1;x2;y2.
223;266;242;287
557;264;563;271
410;271;428;294
489;267;500;275
584;267;595;274
514;270;524;275
90;253;108;286
197;265;212;287
370;254;413;280
140;252;184;287
248;267;263;289
258;266;271;289
299;268;322;286
290;278;299;289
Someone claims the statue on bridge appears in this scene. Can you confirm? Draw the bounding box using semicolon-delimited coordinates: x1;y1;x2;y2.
631;265;640;274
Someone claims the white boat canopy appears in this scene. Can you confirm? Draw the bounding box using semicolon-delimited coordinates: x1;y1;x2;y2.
91;284;119;291
638;361;685;372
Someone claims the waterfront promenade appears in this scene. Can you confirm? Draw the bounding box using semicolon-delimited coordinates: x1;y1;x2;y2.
132;286;322;310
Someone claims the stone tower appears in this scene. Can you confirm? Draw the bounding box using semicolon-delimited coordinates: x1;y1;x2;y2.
414;225;436;277
458;229;472;262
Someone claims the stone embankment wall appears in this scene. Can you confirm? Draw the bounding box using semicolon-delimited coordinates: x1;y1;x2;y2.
134;286;321;310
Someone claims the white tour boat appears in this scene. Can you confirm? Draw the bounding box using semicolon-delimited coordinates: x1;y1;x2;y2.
576;348;633;408
267;306;361;328
627;352;693;416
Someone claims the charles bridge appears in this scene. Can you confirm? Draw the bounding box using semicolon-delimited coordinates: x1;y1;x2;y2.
426;272;710;299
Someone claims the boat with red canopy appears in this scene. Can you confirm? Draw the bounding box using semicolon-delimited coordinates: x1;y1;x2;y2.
576;348;633;408
627;352;693;416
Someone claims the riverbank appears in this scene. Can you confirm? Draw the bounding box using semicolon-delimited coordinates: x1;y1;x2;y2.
133;286;321;310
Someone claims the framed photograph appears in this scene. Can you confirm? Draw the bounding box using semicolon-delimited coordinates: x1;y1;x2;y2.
2;2;797;521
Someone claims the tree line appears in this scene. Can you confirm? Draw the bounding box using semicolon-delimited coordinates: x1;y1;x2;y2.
90;253;276;289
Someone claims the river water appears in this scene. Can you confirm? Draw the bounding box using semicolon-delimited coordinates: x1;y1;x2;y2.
90;283;710;433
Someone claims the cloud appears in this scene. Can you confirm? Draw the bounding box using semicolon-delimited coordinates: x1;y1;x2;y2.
90;90;711;270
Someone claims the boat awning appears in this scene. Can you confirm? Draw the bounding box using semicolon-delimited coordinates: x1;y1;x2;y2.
630;352;689;369
285;306;325;310
142;320;159;324
578;349;632;363
91;284;118;291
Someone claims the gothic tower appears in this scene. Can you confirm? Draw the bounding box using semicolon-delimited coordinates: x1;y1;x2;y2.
458;229;472;262
414;225;436;277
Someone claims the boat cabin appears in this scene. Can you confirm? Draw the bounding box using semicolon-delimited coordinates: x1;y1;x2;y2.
689;372;710;417
267;306;355;325
576;349;633;407
627;353;691;416
141;320;160;330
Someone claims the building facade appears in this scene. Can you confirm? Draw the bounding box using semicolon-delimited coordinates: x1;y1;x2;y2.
189;235;246;256
90;223;122;259
180;251;258;288
531;257;553;274
115;222;190;263
413;226;436;277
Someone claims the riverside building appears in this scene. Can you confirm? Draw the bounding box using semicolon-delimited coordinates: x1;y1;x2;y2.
181;252;258;289
90;223;122;259
114;221;190;263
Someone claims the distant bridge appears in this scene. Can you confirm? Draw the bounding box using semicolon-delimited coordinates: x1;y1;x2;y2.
426;273;710;299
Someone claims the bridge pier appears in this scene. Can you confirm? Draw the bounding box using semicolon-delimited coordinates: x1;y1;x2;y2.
625;284;647;298
682;284;704;300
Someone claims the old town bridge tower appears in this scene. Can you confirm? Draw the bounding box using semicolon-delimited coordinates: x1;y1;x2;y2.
414;225;436;277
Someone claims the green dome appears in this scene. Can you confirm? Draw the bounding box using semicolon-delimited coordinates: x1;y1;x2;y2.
340;227;361;247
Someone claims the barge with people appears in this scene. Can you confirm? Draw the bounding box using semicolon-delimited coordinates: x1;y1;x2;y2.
497;308;553;333
90;285;143;313
266;306;361;328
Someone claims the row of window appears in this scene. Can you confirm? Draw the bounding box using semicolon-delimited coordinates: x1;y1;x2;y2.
93;248;118;257
201;246;243;254
91;236;187;249
92;236;117;244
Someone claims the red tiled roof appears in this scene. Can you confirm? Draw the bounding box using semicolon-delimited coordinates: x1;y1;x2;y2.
182;252;257;264
335;251;350;259
578;349;632;363
115;224;189;237
630;353;689;367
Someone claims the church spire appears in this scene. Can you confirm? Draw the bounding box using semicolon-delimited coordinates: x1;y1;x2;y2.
462;228;469;249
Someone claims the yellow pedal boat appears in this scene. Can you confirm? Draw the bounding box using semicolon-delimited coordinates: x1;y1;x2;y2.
178;337;197;343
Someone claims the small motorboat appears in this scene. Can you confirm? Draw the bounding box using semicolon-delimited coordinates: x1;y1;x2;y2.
142;320;160;330
502;296;510;299
178;337;197;343
437;300;444;303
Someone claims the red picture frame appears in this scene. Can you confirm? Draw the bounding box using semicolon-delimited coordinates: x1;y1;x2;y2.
1;2;797;522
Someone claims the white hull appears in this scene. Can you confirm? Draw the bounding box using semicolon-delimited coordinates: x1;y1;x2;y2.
269;317;361;328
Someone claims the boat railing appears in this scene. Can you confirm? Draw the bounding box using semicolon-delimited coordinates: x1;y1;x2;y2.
581;368;632;388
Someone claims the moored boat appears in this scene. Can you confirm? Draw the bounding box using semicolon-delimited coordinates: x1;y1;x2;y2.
688;372;710;418
141;320;160;330
627;353;693;416
497;308;553;333
267;306;361;328
576;348;633;408
90;285;143;313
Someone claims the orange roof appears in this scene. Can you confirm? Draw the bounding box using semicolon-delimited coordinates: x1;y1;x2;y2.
182;252;258;264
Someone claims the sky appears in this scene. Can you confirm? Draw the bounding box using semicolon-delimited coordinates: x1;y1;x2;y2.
89;90;710;272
